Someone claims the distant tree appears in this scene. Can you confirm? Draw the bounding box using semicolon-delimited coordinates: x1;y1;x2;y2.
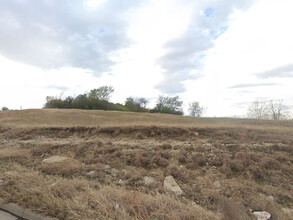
44;96;66;108
88;86;114;101
188;102;206;117
137;97;148;108
1;106;9;111
247;99;290;120
268;99;289;120
247;100;269;119
152;95;183;115
72;94;89;109
125;97;149;112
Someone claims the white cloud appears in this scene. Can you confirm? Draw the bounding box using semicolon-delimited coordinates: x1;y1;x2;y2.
0;0;293;117
184;0;293;116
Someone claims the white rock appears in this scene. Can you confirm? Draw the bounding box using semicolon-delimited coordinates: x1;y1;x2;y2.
144;176;155;185
0;179;4;185
164;176;183;195
42;156;68;164
253;211;271;220
86;171;96;176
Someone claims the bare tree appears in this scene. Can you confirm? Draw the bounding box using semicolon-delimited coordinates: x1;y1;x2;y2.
247;100;269;119
268;99;289;120
188;102;206;117
247;99;290;120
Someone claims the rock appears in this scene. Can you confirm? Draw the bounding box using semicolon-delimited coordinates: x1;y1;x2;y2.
86;171;96;176
42;156;68;164
41;156;82;175
253;211;271;220
164;176;183;195
282;208;293;218
0;179;3;185
144;176;155;185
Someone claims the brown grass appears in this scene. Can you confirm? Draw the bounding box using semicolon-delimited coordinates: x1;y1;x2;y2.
0;165;218;220
0;109;293;219
0;148;30;160
1;109;293;131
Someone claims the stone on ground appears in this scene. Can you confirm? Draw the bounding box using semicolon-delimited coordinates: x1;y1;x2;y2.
144;176;155;185
164;176;183;195
43;156;68;164
41;156;82;175
253;211;271;220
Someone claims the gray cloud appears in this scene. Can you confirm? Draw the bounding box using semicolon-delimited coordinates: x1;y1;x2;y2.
255;64;293;78
156;0;256;93
0;0;145;74
229;83;278;89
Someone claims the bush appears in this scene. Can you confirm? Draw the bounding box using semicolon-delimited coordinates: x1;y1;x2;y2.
1;106;9;111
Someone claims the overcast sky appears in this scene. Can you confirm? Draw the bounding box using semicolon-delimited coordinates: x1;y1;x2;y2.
0;0;292;117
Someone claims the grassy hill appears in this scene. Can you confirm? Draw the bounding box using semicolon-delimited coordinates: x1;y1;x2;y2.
1;108;293;130
0;109;293;219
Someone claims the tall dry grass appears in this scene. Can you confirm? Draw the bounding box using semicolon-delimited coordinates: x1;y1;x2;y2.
1;109;293;132
0;165;218;220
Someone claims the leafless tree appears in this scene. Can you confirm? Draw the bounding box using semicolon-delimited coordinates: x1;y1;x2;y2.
247;99;290;120
247;100;269;119
268;99;289;120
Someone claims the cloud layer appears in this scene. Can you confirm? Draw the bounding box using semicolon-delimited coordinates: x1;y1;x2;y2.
256;64;293;78
156;0;256;93
0;0;145;74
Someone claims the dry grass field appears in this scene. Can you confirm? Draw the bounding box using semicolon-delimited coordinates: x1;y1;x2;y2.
0;109;293;219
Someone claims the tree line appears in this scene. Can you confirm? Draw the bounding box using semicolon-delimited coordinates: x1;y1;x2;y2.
2;86;291;120
44;86;206;116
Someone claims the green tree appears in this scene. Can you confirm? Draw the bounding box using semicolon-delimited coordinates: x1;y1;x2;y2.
188;102;206;117
88;86;114;101
125;97;149;112
152;95;183;115
1;106;9;111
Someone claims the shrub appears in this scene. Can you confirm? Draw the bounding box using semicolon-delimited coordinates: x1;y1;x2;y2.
186;154;207;170
1;106;9;111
